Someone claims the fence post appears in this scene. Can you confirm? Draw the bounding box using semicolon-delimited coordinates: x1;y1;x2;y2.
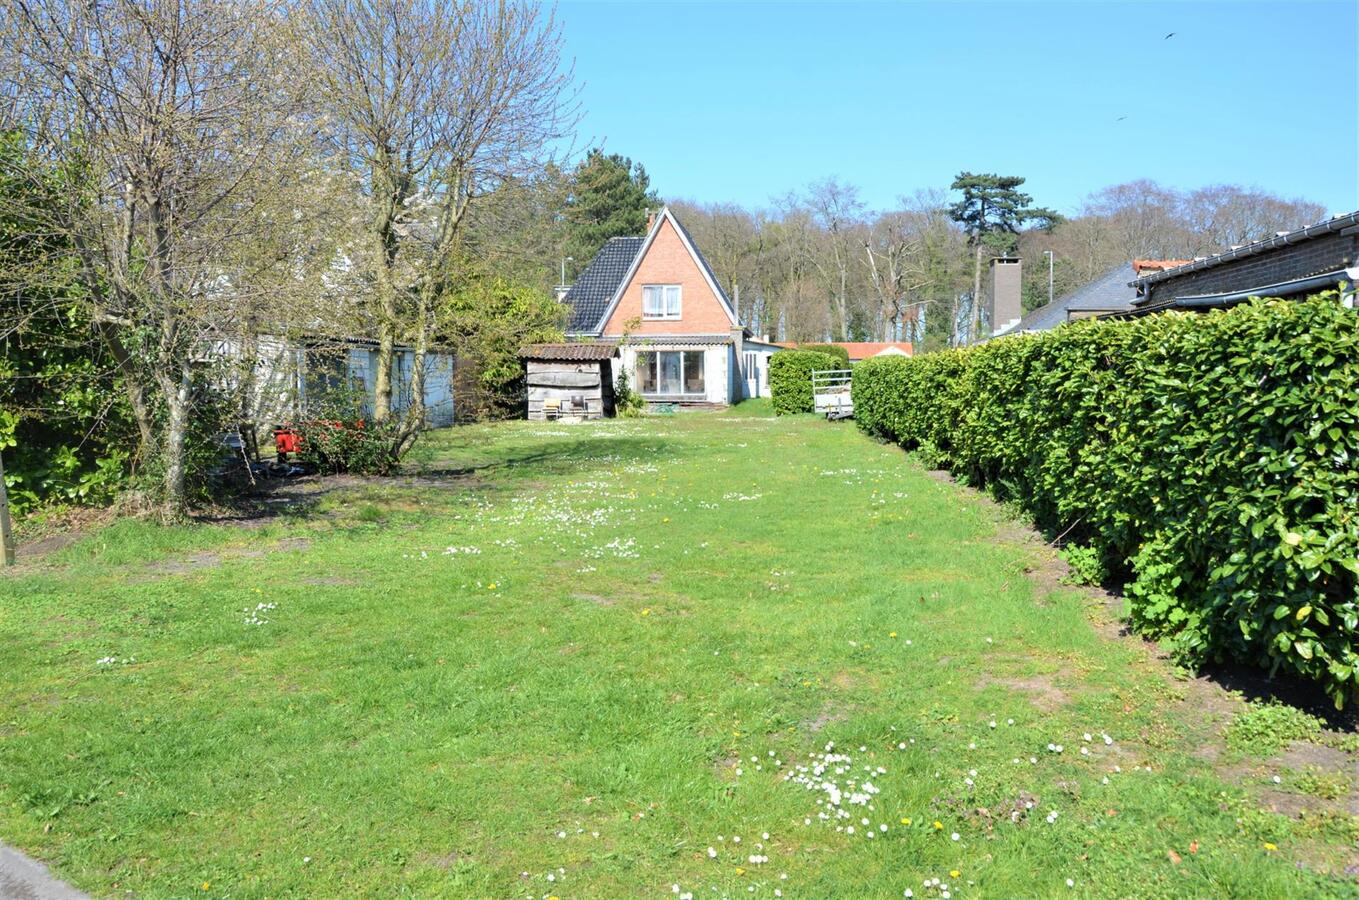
0;450;14;566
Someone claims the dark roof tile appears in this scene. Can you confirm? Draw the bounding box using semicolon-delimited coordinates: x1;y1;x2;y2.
562;237;645;333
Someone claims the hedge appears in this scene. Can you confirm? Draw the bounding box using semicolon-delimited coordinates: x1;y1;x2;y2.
769;350;843;415
853;294;1359;708
801;343;851;365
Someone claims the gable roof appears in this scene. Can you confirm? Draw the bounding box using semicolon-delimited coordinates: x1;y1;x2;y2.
563;207;740;335
1008;262;1141;334
561;236;646;333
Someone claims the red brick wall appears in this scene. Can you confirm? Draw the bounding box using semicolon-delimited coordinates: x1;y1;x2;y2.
601;218;734;335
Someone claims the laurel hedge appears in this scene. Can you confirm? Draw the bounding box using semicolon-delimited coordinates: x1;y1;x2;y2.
853;294;1359;708
769;350;842;415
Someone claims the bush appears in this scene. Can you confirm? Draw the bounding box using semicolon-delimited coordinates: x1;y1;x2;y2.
295;417;398;475
853;294;1359;708
769;350;842;415
801;343;851;365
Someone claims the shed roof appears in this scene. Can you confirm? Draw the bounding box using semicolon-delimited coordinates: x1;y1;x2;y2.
519;341;619;361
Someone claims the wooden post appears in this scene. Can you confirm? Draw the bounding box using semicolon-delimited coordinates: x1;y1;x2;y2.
0;449;14;566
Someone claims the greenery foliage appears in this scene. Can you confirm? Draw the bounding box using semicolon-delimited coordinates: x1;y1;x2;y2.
0;131;135;515
800;343;850;365
768;350;841;415
295;390;400;475
562;149;658;273
1225;702;1323;757
854;295;1359;707
438;268;565;420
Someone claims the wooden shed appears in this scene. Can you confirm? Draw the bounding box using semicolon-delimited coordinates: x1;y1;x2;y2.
519;342;619;420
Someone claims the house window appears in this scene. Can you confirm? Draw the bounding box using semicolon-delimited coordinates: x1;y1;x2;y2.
642;284;682;320
635;350;704;396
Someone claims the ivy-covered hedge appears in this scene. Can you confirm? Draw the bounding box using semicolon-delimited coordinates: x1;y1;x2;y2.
853;295;1359;708
769;350;842;415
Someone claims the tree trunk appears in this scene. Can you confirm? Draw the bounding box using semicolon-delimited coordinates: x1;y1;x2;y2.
159;362;193;520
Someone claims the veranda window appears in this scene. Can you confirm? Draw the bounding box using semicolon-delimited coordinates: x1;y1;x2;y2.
635;350;705;396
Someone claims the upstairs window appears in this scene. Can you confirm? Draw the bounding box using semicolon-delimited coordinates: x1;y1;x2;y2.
642;284;682;320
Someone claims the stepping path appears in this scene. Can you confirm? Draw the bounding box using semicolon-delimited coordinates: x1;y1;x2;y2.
0;843;88;899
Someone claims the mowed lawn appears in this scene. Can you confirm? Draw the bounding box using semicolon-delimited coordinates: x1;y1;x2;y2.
1;406;1354;898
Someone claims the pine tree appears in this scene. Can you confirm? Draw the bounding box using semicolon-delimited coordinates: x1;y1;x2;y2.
562;150;659;274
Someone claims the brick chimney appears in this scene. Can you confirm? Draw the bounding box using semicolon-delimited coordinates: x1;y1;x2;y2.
988;257;1022;334
645;208;658;232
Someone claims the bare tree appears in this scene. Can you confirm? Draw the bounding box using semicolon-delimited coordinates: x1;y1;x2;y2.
308;0;577;458
2;0;314;517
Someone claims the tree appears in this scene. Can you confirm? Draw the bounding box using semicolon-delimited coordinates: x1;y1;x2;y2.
3;0;314;517
308;0;577;456
438;264;566;420
562;149;658;273
948;172;1060;342
0;131;134;513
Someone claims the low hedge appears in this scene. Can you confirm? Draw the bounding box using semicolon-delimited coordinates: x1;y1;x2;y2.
801;343;851;365
769;350;842;415
853;294;1359;708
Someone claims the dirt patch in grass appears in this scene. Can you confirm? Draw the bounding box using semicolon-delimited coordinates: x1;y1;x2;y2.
975;672;1070;713
804;703;849;733
571;592;616;607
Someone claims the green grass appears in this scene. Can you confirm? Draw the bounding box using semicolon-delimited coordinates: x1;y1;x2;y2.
1;410;1355;897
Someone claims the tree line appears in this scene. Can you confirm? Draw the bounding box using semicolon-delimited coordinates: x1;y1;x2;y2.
0;0;1329;520
664;178;1325;349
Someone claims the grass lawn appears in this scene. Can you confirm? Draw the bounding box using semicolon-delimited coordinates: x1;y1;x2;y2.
1;404;1356;897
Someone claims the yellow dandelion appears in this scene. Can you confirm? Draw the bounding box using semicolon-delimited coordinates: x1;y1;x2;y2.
889;632;898;638
642;608;651;616
487;582;497;590
900;817;911;826
662;517;670;523
201;883;211;891
1263;842;1278;852
950;870;961;878
933;821;943;830
735;867;746;875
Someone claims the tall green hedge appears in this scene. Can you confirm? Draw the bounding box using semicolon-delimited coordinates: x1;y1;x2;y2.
853;295;1359;708
769;350;842;415
801;343;851;365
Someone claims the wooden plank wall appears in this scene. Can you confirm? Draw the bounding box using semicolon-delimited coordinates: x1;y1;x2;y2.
526;360;607;420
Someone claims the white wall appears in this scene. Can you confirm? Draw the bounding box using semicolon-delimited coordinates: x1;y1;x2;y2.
619;343;731;404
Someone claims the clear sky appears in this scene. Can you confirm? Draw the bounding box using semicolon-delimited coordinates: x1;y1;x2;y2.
555;0;1359;216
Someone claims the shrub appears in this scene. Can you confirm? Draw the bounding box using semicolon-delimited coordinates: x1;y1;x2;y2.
295;417;399;475
768;350;842;415
853;294;1359;709
801;343;851;365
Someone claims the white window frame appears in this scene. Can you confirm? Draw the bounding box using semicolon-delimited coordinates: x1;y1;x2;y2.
642;284;682;320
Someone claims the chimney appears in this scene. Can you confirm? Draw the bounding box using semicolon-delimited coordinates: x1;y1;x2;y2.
988;256;1022;334
645;208;658;232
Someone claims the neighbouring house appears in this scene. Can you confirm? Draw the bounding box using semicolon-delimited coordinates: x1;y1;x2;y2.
1121;210;1359;316
776;341;914;362
558;206;782;407
217;334;456;433
518;342;618;420
997;260;1191;335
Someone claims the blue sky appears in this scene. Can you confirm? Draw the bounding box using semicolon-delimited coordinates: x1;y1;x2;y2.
556;0;1359;216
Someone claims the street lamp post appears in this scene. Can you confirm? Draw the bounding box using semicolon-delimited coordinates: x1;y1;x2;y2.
1043;250;1054;306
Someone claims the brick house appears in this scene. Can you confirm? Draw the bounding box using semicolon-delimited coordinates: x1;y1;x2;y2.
555;206;781;406
1124;210;1359;315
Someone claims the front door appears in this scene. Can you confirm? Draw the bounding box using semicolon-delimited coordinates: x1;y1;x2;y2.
743;351;760;398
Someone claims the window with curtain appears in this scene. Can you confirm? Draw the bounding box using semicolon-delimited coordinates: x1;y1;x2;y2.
641;285;682;319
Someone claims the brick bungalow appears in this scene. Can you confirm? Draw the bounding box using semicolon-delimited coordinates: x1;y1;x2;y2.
554;206;781;406
1123;210;1359;316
